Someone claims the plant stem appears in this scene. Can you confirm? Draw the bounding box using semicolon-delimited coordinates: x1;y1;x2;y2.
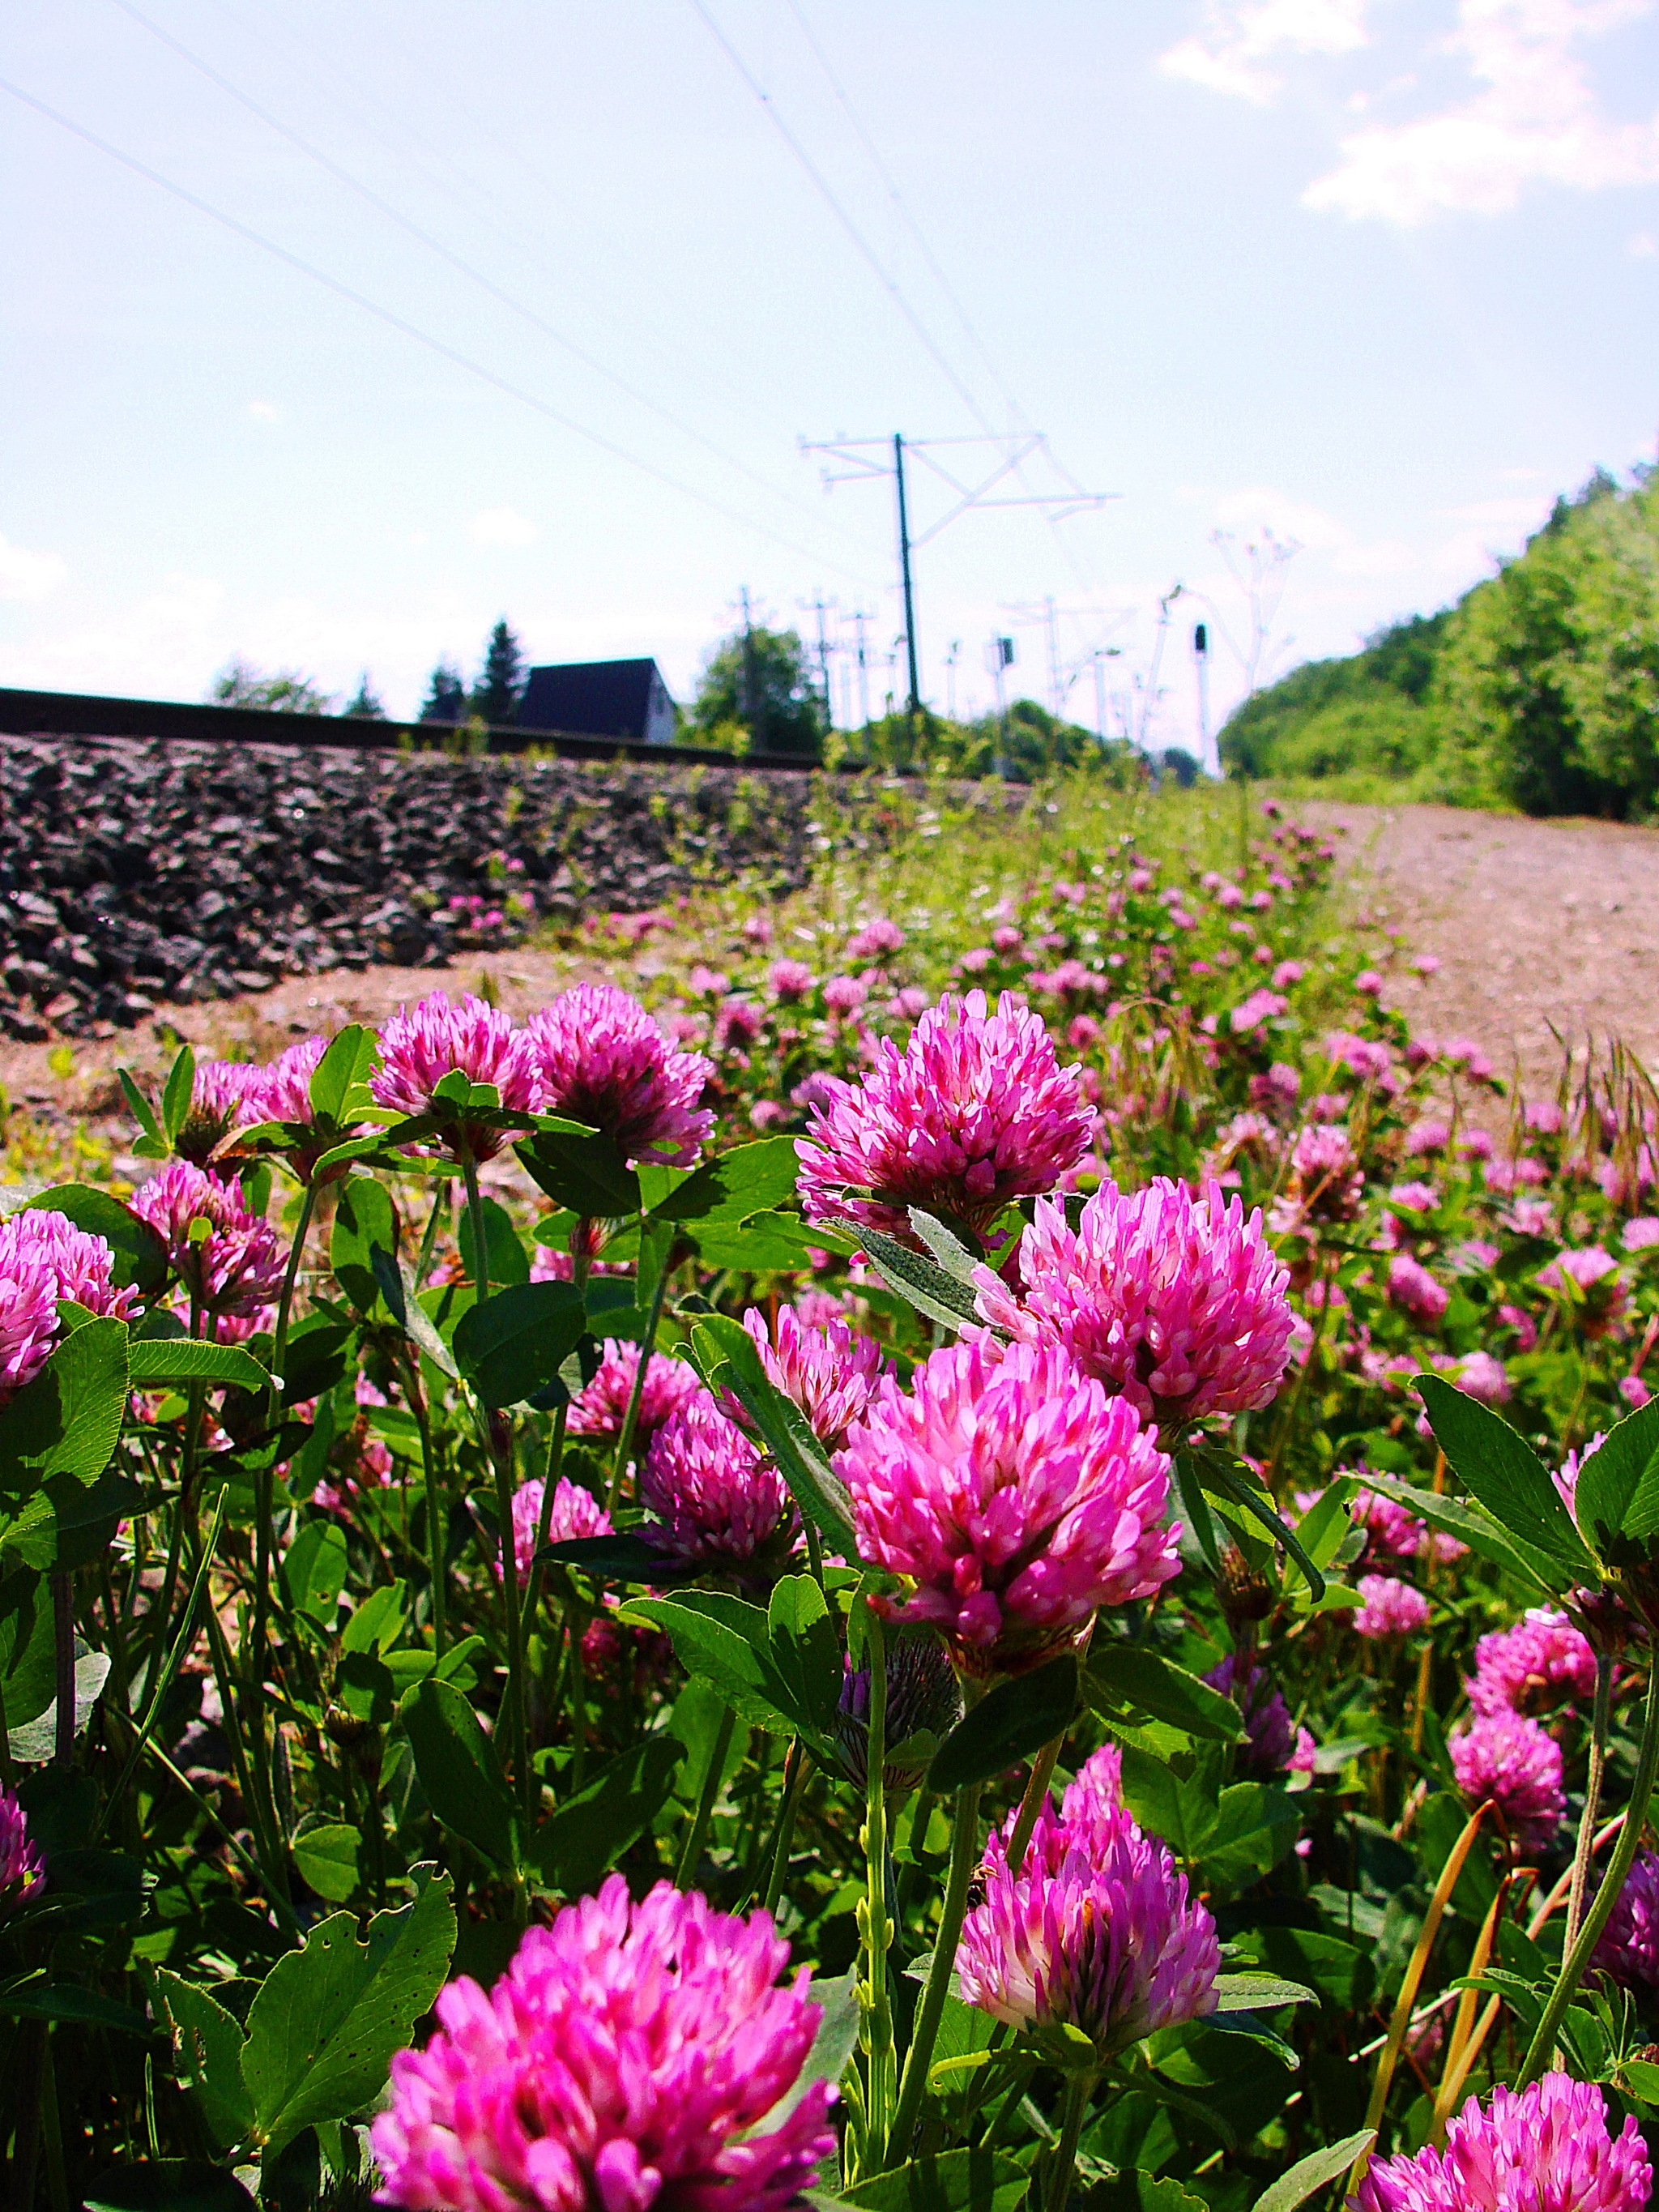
399;1352;448;1657
518;1403;570;1635
861;1612;897;2169
676;1705;737;1888
889;1778;983;2162
1350;1799;1489;2193
254;1180;317;1697
461;1151;492;1306
142;1375;207;1708
764;1740;811;1914
51;1572;75;1766
39;2026;70;2212
1520;1659;1659;2090
462;1151;533;1809
1566;1653;1614;1949
1043;2069;1096;2212
1005;1732;1063;1876
606;1236;672;1516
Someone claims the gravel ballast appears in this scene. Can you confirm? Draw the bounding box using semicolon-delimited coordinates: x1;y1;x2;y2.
0;734;825;1039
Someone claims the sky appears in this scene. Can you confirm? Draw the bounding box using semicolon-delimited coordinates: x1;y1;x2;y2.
2;0;1657;748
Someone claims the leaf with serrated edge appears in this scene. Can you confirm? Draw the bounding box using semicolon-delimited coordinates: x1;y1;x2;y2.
240;1864;455;2159
1415;1374;1600;1583
1248;2129;1375;2212
152;1970;254;2148
855;1226;981;1332
1210;1971;1316;2011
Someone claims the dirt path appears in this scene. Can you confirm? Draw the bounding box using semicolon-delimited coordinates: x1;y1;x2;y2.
1298;801;1659;1089
3;799;1655;1130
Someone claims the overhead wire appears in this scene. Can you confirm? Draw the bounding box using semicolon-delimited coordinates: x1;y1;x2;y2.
685;0;1003;439
749;0;1122;663
781;0;1026;436
0;74;878;585
103;0;872;559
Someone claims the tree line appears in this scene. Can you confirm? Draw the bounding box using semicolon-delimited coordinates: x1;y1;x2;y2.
1222;462;1659;818
207;612;1150;784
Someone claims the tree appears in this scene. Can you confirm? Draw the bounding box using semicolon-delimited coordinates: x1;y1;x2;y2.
419;659;467;725
210;658;334;714
688;622;824;759
1434;472;1659;818
471;619;526;726
344;673;388;720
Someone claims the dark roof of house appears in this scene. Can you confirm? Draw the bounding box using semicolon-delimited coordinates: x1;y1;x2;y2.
519;658;668;738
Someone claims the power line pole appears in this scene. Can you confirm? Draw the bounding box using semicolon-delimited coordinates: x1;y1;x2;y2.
945;638;962;723
800;429;1115;736
851;608;872;728
804;587;835;730
1192;621;1214;776
739;583;760;745
893;433;921;717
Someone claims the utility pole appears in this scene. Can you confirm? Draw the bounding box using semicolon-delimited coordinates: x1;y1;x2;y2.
800;431;1115;744
1192;621;1213;776
851;608;872;728
986;634;1015;777
739;584;760;744
893;433;922;717
1138;585;1183;754
945;638;962;724
804;587;834;732
1091;647;1120;743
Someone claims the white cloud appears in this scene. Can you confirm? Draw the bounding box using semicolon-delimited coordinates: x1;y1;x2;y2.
469;506;539;549
1206;483;1355;548
1304;0;1659;222
1160;0;1374;104
0;534;68;604
247;399;281;423
1631;226;1659;251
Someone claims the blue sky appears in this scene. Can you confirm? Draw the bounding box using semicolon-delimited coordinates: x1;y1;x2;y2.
3;0;1657;745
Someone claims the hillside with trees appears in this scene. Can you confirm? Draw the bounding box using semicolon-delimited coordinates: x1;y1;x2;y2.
1222;463;1659;818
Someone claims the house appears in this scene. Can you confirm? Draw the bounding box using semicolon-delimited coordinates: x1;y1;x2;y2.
518;659;676;745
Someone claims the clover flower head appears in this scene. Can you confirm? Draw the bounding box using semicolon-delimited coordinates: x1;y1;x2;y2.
1469;1608;1597;1718
566;1341;705;1448
1351;1486;1430;1567
1353;1575;1431;1641
847;916;905;960
1060;1742;1125;1835
768;959;814;1003
742;1305;889;1451
957;1799;1219;2059
1388;1253;1449;1326
834;1335;1178;1676
178;1057;273;1163
0;1785;44;1903
975;1176;1293;1428
372;1877;835;2212
527;984;713;1167
130;1160;284;1317
836;1633;963;1791
1591;1849;1659;1994
1448;1709;1563;1852
0;1206;138;1333
1452;1350;1512;1406
372;992;545;1161
508;1475;612;1585
0;1241;61;1407
258;1034;329;1125
795;989;1095;1244
1350;2073;1650;2211
642;1399;797;1569
1204;1655;1295;1777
